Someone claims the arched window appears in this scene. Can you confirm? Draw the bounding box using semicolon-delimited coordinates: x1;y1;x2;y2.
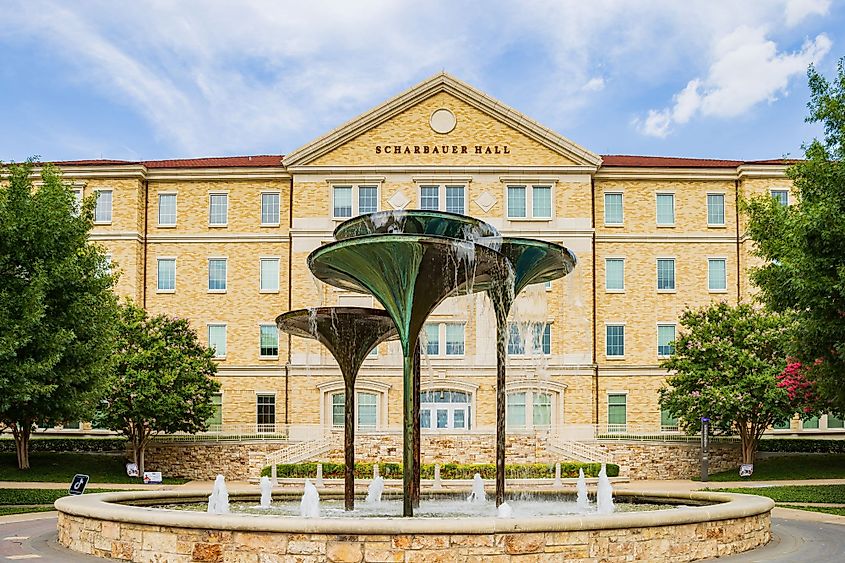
505;380;565;430
317;379;391;431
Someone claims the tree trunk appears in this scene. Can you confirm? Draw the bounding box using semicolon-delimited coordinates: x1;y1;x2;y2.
12;423;31;470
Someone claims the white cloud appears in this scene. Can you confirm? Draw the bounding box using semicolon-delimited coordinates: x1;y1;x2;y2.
638;27;831;137
785;0;831;26
583;77;605;92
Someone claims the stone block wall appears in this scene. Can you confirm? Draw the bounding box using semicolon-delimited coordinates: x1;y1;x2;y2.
603;441;742;480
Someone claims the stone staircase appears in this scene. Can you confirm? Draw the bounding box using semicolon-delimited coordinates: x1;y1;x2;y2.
547;434;613;464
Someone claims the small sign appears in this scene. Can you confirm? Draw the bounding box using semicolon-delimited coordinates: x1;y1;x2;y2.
126;463;139;477
143;471;163;484
69;474;89;495
739;464;754;477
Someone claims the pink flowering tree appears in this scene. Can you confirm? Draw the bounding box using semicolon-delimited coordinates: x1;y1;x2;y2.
777;361;828;419
659;302;795;464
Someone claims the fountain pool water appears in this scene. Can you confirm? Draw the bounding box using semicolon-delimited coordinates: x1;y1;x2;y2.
300;479;320;518
496;501;513;518
207;474;229;514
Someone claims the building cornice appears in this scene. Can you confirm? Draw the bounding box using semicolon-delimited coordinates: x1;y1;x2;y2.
595;167;739;181
146;167;290;182
737;164;790;179
595;234;738;244
288;165;598;175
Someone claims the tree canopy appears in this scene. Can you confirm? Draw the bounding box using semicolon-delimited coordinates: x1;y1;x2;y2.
659;302;794;464
745;58;845;412
97;302;220;476
0;160;118;469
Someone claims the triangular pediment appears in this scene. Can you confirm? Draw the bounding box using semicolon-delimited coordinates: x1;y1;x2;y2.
284;73;601;168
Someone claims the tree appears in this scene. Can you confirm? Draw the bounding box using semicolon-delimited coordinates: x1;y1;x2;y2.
745;58;845;412
659;302;794;464
0;160;118;469
97;302;220;475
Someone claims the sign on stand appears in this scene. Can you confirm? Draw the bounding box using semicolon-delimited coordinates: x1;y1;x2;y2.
126;463;139;477
739;464;754;477
700;417;710;482
143;471;163;484
69;474;89;496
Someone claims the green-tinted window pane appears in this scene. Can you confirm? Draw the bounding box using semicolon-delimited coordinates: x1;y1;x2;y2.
606;259;624;291
207;394;222;427
606;325;624;356
333;186;353;217
660;408;677;429
507;392;526;428
608;394;627;427
445;323;464;355
773;419;791;430
358;392;377;428
657;259;675;290
656;194;674;225
332;393;344;427
772;190;789;206
803;416;819;429
707;194;725;225
424;323;439;355
708;259;727;291
63;420;81;430
657;325;675;357
532;186;552;218
260;326;279;357
508;186;526;218
157;259;175;291
260;258;280;291
604;193;623;224
420;186;439;210
208;325;226;357
827;415;844;429
533;393;552;426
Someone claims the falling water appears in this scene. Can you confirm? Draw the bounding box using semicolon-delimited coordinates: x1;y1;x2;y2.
497;502;513;518
596;464;615;514
467;473;486;503
366;476;385;504
433;464;443;490
207;475;229;514
576;468;589;512
259;475;272;509
300;479;320;518
553;462;562;488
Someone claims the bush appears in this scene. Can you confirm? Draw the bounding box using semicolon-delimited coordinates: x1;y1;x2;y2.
0;488;116;506
0;438;126;453
758;438;845;454
261;461;619;479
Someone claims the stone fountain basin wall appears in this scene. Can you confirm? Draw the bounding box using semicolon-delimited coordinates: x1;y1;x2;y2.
55;489;773;562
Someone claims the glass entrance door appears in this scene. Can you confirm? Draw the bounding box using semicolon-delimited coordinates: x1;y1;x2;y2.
420;390;471;430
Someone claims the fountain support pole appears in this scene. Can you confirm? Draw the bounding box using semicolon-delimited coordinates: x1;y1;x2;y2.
402;353;415;516
495;311;508;508
343;374;356;512
413;343;421;508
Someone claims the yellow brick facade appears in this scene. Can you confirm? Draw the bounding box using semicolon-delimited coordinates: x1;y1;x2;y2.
48;74;825;439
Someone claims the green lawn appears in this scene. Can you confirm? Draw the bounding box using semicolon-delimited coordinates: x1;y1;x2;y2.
783;505;845;517
0;452;186;484
0;505;57;516
710;484;845;503
0;487;123;517
705;454;845;481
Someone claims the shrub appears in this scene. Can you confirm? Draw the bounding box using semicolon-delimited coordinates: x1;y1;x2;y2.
0;438;126;453
758;438;845;454
261;461;619;479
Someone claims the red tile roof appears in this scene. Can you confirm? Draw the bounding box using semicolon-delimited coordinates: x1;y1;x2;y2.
600;155;742;167
144;155;283;168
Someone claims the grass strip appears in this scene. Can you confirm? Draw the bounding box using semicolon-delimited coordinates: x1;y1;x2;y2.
778;505;845;517
0;505;58;516
0;452;186;484
705;454;845;481
709;484;845;503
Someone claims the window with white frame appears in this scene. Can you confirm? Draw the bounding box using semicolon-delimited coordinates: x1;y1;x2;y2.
508;323;551;355
707;193;725;226
423;323;440;356
660;408;678;432
158;193;177;226
259;325;279;358
256;394;275;432
606;325;624;357
94;190;112;223
657;324;675;357
445;323;465;356
208;324;227;358
157;258;176;292
506;185;553;219
607;393;627;432
708;258;727;291
604;192;623;225
332;184;379;218
826;414;844;429
422;322;465;356
771;189;789;206
657;258;675;291
605;258;625;292
261;192;280;225
72;189;83;216
655;193;675;225
418;185;465;214
506;390;554;429
103;254;112;276
259;258;280;292
207;393;223;428
331;392;379;429
420;389;471;430
209;193;228;226
208;258;227;292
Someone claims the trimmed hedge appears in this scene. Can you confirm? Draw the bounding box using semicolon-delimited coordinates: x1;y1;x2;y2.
758;438;845;454
0;438;126;453
261;461;619;480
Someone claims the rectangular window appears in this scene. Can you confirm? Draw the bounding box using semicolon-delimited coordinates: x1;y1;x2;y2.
260;258;280;292
606;325;625;357
604;192;623;225
656;193;675;225
259;325;279;358
657;259;675;291
333;186;353;218
537;324;551;355
207;394;222;428
507;392;526;428
607;394;627;431
420;186;439;210
261;192;280;225
424;323;440;356
358;186;378;215
332;393;344;427
660;408;678;431
358;392;377;428
507;323;525;355
72;189;83;215
773;419;791;430
657;324;675;357
507;186;527;218
707;194;725;225
771;190;789;206
209;193;228;225
94;190;112;223
158;193;177;226
802;416;820;429
605;258;625;291
445;323;465;356
157;258;176;292
256;394;275;431
445;185;465;214
208;324;227;358
208;258;227;292
708;258;727;291
532;186;552;218
533;393;552;426
827;415;844;429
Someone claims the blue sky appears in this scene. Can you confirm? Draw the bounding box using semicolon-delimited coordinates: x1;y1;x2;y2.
1;0;842;163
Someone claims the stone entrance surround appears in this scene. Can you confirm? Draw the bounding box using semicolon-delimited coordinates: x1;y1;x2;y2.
55;489;772;562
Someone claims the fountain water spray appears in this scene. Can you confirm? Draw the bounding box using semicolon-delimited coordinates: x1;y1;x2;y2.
597;464;614;514
576;468;589;512
258;476;273;509
207;475;229;514
497;502;513;518
300;479;320;518
366;476;385;504
316;463;324;487
432;464;443;490
373;464;379;479
467;473;486;503
553;462;562;488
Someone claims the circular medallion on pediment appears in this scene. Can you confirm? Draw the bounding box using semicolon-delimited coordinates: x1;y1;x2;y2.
429;108;457;134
